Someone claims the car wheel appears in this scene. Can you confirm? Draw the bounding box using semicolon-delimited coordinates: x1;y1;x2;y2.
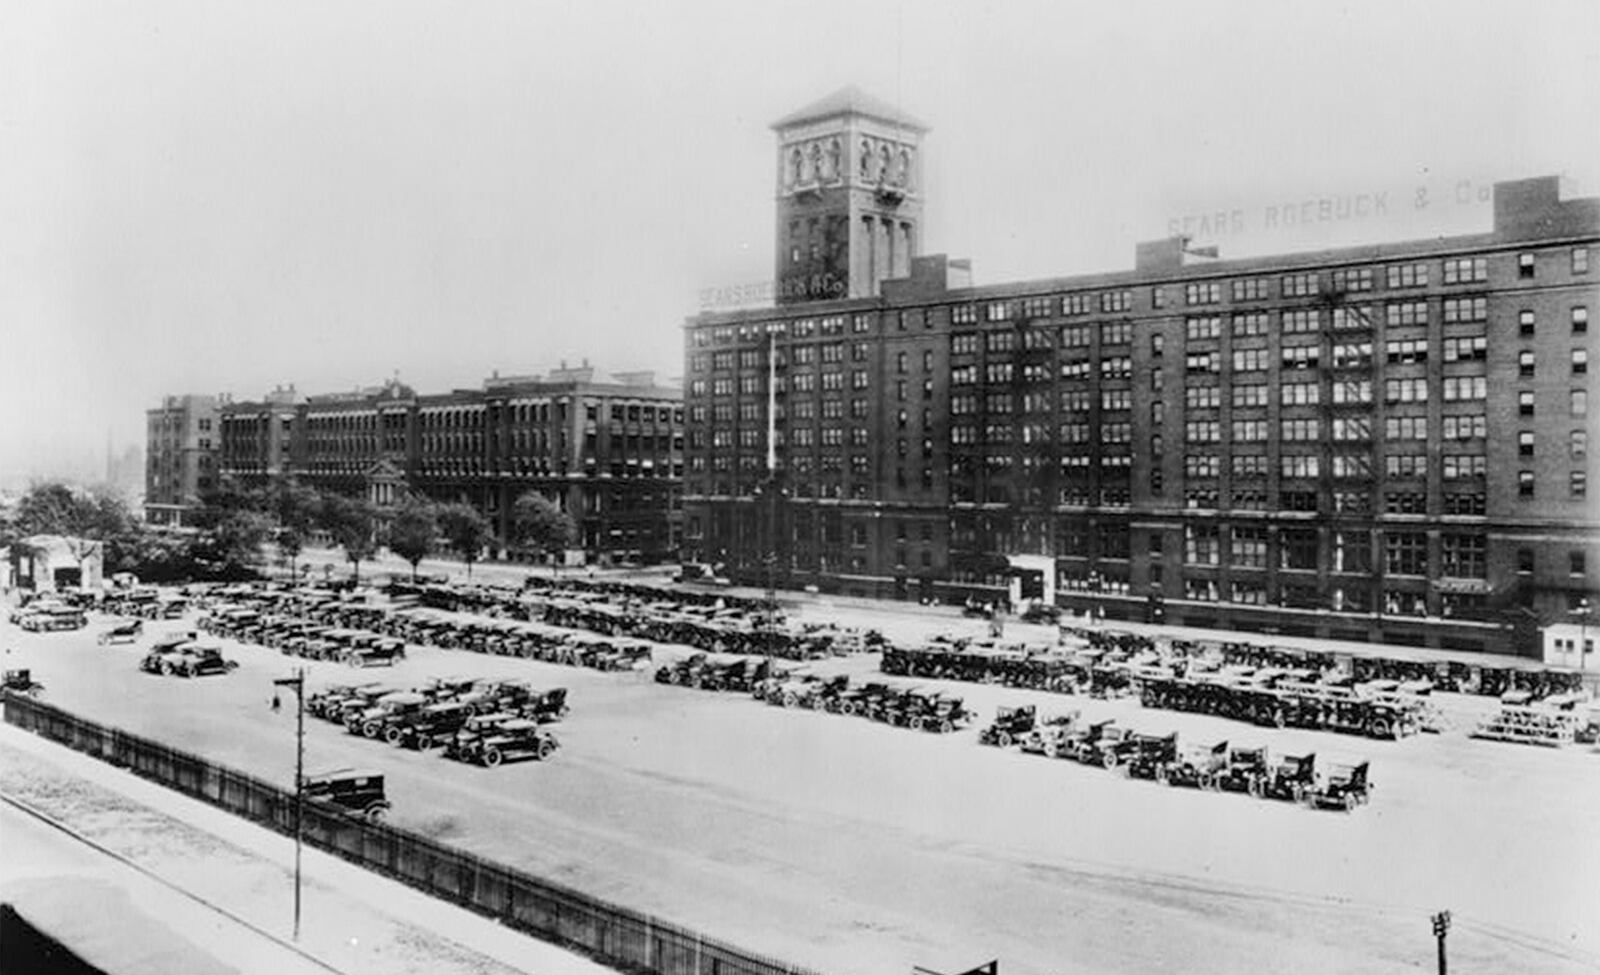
1101;751;1119;770
364;804;387;824
362;721;381;739
537;739;556;760
482;747;503;768
939;719;954;735
1369;718;1392;739
997;731;1013;748
385;726;404;746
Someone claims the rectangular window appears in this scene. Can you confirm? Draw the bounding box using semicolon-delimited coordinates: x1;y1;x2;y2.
1441;414;1487;440
1185;352;1218;374
1385;454;1427;478
1385;491;1426;514
1442;455;1487;479
1185;386;1221;409
1574;472;1589;498
1441;534;1487;579
1232;348;1269;372
1232;277;1270;302
1185;525;1220;565
1386;338;1428;364
1442;376;1487;401
1332;306;1375;330
1387;262;1429;289
1384;532;1429;576
1282;272;1319;297
1230;527;1268;568
1100;321;1132;345
1232;384;1268;409
951;305;977;324
1281;418;1321;441
1331;342;1373;369
1101;290;1132;313
1281;345;1321;370
1282;309;1319;334
1442;257;1488;284
1385;416;1427;440
1231;312;1269;337
1184;316;1222;340
1281;381;1321;406
1185;282;1222;305
1574;248;1590;275
1386;301;1428;328
1231;419;1268;442
1385;378;1428;403
1281;454;1320;478
1062;293;1093;315
1443;297;1488;323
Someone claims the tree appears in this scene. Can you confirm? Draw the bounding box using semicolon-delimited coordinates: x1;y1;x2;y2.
14;481;134;574
269;478;322;577
319;493;378;583
436;503;492;579
387;497;438;580
511;491;576;565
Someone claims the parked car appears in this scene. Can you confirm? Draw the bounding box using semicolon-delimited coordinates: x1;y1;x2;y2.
167;645;238;677
979;705;1038;747
1121;732;1179;780
386;700;472;748
2;669;44;697
302;769;390;823
1303;760;1372;811
1213;745;1270;794
443;711;518;762
475;718;560;766
1159;739;1228;788
1253;752;1317;802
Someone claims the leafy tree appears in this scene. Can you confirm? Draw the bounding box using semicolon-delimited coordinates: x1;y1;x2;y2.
511;491;576;564
269;478;322;576
387;497;438;580
436;503;492;579
14;481;134;572
319;493;378;583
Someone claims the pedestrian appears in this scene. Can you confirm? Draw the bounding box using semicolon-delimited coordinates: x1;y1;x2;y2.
271;693;281;712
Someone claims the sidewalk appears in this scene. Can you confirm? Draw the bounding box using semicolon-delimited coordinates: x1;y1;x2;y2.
0;721;615;975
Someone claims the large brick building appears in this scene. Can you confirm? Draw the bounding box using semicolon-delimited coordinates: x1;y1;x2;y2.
144;393;221;527
681;90;1599;655
213;364;684;562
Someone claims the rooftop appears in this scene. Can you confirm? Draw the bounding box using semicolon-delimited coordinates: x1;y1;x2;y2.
771;86;928;133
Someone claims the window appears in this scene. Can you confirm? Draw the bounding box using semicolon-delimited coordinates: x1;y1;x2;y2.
1281;345;1320;370
1519;391;1535;415
951;305;977;325
1151;286;1167;309
1441;534;1487;578
1232;277;1269;301
1442;455;1487;479
1517;549;1534;574
1281;454;1320;478
1021;296;1053;319
1441;414;1487;440
1332;306;1375;331
1232;312;1269;337
1282;381;1321;406
1442;336;1488;362
1443;376;1487;401
1185;282;1222;305
1282;309;1319;334
1518;253;1536;279
1332;267;1375;292
1572;247;1590;274
1443;492;1486;516
1386;301;1428;328
1575;307;1589;333
1101;290;1132;313
1520;351;1536;377
1573;472;1589;498
1184;316;1221;340
1443;257;1488;284
1386;454;1427;478
1385;490;1426;514
1520;310;1536;335
1281;529;1319;570
1334;532;1371;572
1573;552;1588;576
1232;348;1269;372
1231;527;1268;568
1574;389;1589;416
1151;334;1165;359
1185;353;1217;374
1574;349;1589;374
1101;389;1131;411
1231;419;1268;442
1233;384;1268;408
1281;272;1318;297
1281;418;1321;441
1386;338;1428;364
1062;293;1093;316
1184;454;1220;477
1101;321;1132;345
1384;532;1429;576
1518;471;1535;497
1573;430;1588;459
1185;386;1221;409
1232;454;1267;478
1185;525;1220;565
1443;297;1487;323
1387;263;1429;289
1518;431;1535;456
1184;420;1219;443
1386;416;1427;440
1331;342;1373;369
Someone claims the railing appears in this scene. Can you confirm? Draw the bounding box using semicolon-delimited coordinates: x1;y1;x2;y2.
2;693;822;975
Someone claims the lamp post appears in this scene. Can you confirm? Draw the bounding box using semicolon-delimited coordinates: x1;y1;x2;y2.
1572;597;1592;672
1430;910;1451;975
272;669;306;940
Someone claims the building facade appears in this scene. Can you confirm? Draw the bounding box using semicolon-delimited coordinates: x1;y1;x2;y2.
681;93;1599;656
144;394;221;526
215;366;684;563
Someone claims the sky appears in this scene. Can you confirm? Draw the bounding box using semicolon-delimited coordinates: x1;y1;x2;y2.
2;0;1597;489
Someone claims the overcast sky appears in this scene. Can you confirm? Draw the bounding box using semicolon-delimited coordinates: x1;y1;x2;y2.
3;0;1597;488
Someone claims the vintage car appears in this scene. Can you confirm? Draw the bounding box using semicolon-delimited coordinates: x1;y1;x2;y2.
475;718;559;767
1064;720;1123;764
166;645;238;677
1253;752;1317;802
1159;739;1229;788
140;643;193;675
442;711;518;762
1212;745;1270;793
97;619;145;645
385;700;473;748
979;705;1038;748
19;604;88;632
1019;711;1083;757
302;768;390;823
349;691;429;738
1303;760;1372;811
911;693;972;734
1120;732;1179;779
2;669;44;697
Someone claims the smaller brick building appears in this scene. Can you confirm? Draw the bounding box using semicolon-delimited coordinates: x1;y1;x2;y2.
143;394;221;527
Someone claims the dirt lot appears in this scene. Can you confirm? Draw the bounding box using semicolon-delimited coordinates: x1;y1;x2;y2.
4;602;1597;975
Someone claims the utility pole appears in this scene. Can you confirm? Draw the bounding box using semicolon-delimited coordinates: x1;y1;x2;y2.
273;669;306;940
1431;910;1451;975
1572;597;1591;673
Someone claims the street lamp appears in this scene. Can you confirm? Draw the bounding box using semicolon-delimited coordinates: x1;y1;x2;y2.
271;668;306;940
1430;910;1451;975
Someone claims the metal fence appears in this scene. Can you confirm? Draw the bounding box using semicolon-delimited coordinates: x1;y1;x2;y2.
3;693;823;975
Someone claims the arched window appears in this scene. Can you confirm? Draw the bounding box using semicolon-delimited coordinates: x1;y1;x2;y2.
859;140;873;178
788;148;802;186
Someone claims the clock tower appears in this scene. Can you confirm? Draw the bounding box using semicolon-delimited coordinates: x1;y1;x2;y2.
771;87;928;304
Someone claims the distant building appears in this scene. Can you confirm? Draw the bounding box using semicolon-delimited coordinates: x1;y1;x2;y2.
216;366;684;563
8;534;105;591
144;394;221;526
680;89;1600;657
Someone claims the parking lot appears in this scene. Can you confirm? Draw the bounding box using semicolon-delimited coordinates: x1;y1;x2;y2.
3;597;1598;975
